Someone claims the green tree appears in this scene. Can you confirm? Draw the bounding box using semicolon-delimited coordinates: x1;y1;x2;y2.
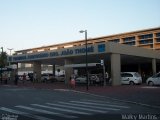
0;51;8;67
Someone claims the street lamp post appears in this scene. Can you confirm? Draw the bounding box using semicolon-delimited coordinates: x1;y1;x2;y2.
79;30;89;90
7;48;13;66
7;48;13;56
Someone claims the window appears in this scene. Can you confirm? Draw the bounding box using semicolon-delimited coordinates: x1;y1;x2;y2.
123;41;135;45
153;73;160;78
139;34;153;39
156;33;160;37
121;73;133;77
139;39;153;44
156;38;160;42
123;37;135;42
157;73;160;77
134;73;141;77
109;39;120;43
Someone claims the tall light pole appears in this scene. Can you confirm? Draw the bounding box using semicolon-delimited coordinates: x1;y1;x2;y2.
79;30;89;90
7;48;13;56
7;48;13;66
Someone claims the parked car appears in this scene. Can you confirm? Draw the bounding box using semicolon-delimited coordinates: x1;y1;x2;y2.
146;72;160;86
89;74;100;84
41;73;55;82
75;74;102;84
18;75;30;81
75;75;86;84
121;72;142;85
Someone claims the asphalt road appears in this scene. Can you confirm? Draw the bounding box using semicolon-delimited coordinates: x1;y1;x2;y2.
0;86;160;120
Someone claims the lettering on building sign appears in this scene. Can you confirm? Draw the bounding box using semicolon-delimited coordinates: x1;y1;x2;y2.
61;49;74;56
75;46;94;54
10;45;96;62
60;46;94;56
50;52;59;57
28;53;49;59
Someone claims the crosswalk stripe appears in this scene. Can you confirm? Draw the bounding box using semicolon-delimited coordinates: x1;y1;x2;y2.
0;107;53;120
31;104;89;115
59;102;120;111
15;105;77;119
82;99;123;105
70;101;130;108
46;103;107;113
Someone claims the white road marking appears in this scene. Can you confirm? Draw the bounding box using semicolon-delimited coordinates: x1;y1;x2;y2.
59;101;120;111
15;105;77;119
82;99;123;105
0;107;53;120
31;104;89;115
46;103;106;113
141;86;159;89
70;101;130;108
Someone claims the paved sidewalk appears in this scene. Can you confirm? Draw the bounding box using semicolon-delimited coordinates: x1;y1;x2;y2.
1;81;160;109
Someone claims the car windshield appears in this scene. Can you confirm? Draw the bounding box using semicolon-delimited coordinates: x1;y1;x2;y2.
134;73;141;77
152;73;160;78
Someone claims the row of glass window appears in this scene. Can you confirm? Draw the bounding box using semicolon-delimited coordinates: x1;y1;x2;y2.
109;39;120;43
123;41;135;45
123;37;135;42
107;33;160;44
139;34;153;39
139;39;153;44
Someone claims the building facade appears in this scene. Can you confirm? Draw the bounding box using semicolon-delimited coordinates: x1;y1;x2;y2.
9;27;160;86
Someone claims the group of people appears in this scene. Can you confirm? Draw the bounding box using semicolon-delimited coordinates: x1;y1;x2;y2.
0;72;11;85
14;72;37;85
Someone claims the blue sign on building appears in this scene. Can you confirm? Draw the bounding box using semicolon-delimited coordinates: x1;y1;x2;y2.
98;44;105;52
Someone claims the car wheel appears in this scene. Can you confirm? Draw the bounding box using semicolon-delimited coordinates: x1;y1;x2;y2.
148;81;154;86
129;81;134;85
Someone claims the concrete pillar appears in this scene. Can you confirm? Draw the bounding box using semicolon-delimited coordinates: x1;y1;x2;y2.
64;59;73;84
33;61;41;82
152;58;157;75
52;64;55;77
111;53;121;86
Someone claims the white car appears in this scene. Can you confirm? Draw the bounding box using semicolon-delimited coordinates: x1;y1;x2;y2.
75;74;101;84
146;72;160;86
121;72;142;85
41;73;54;82
75;76;86;84
90;74;101;83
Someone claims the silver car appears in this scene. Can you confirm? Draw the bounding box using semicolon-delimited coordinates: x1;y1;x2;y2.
75;75;86;84
146;72;160;86
121;72;142;85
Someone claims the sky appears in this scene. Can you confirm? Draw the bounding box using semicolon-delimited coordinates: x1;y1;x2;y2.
0;0;160;54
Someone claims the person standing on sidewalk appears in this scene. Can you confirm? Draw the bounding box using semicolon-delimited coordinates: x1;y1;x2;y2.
33;72;37;83
22;73;26;84
70;74;76;89
15;73;19;85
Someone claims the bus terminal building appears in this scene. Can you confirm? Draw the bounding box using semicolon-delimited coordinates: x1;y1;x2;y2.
8;27;160;86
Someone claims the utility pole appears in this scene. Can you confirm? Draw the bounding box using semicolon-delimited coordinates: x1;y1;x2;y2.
79;30;89;90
